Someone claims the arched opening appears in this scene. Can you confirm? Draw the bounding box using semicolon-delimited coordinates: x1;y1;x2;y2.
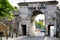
35;14;45;36
31;10;45;36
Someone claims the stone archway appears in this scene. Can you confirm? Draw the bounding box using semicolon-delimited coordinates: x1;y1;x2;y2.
31;10;43;23
31;10;45;36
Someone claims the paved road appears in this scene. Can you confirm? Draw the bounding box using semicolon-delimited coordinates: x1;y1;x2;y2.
13;36;58;40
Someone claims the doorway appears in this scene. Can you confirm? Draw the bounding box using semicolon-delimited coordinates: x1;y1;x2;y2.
48;25;50;36
0;32;3;37
22;25;26;36
48;25;54;36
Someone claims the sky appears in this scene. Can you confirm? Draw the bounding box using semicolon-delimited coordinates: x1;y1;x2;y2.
35;14;45;21
8;0;60;7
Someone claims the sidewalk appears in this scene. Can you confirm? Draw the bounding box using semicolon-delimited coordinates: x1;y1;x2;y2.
0;37;12;40
0;36;27;40
10;36;27;40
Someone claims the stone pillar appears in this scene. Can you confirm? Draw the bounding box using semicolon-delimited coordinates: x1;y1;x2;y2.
19;22;22;35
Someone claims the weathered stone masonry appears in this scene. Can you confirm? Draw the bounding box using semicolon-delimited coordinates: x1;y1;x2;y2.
14;1;59;36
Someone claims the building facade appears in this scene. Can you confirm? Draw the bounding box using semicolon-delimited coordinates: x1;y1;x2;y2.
13;0;60;37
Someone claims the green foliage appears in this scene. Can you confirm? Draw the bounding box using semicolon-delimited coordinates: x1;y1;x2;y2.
0;0;14;20
35;21;38;25
35;21;41;29
35;20;44;29
7;13;14;21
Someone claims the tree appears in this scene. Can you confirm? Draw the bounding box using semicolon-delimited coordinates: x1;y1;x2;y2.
0;0;14;20
0;0;19;37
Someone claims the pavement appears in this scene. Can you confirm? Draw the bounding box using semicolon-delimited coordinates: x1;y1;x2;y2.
0;36;59;40
10;36;59;40
35;32;45;36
